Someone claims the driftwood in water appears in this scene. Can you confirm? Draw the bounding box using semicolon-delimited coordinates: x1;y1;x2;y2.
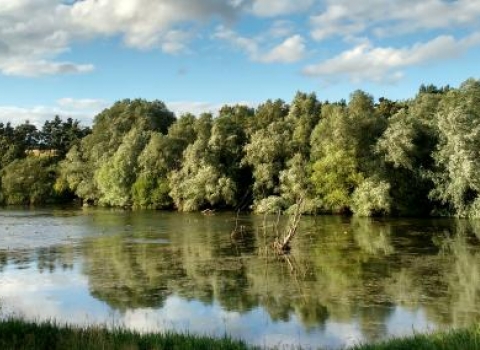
231;210;247;240
273;198;303;254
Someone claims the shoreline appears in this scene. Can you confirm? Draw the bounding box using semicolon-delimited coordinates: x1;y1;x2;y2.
1;318;479;350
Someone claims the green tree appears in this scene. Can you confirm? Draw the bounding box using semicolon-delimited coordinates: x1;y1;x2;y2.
310;91;387;214
375;98;438;216
430;79;480;216
286;92;322;158
169;112;245;211
310;105;363;212
57;99;175;204
96;128;149;206
41;116;91;158
1;157;56;205
0;122;23;169
243;121;291;211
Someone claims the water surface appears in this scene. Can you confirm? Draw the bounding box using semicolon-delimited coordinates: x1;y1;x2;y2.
1;208;480;349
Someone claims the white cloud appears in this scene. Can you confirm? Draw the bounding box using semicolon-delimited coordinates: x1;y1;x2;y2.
250;0;314;17
215;26;307;63
268;20;295;38
69;0;239;50
303;33;480;83
0;0;92;77
214;26;258;57
1;60;94;78
310;0;480;41
0;0;241;77
167;100;257;117
259;35;306;63
0;98;107;127
167;101;223;117
57;98;108;111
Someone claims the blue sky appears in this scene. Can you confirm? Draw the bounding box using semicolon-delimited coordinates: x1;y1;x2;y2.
1;0;479;126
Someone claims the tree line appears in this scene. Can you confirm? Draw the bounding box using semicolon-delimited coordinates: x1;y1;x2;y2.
1;78;480;217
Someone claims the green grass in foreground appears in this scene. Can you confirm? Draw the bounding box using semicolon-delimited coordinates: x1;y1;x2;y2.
352;325;480;350
1;318;480;350
0;318;255;350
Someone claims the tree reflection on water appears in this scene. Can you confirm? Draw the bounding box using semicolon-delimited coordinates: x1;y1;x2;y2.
1;210;480;346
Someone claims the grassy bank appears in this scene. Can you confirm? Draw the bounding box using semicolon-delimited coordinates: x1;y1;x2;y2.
352;325;480;350
1;318;480;349
0;318;254;350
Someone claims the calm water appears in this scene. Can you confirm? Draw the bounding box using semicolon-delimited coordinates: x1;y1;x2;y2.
1;208;480;349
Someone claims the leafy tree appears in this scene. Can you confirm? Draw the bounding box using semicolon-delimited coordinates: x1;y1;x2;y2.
310;105;363;212
310;91;387;214
55;144;97;202
351;178;391;217
375;102;438;216
1;157;56;205
249;99;288;133
96;128;149;206
243;121;291;210
132;133;180;208
169;113;243;211
286;92;322;158
58;99;175;204
430;79;480;216
0;122;23;168
41;116;91;158
279;153;317;214
14;121;39;152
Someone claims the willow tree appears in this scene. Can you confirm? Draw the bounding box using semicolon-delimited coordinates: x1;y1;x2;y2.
57;99;175;205
169;113;241;211
1;157;57;205
375;93;440;216
310;104;363;213
430;79;480;217
310;91;388;215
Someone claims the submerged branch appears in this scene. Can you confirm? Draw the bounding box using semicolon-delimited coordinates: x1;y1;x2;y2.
273;197;304;254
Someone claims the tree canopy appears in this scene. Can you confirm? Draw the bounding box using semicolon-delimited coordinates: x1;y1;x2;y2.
2;79;480;217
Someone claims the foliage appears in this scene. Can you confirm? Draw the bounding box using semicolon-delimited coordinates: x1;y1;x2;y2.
0;318;254;350
351;325;480;350
0;157;57;205
351;178;391;217
3;79;480;216
429;79;480;217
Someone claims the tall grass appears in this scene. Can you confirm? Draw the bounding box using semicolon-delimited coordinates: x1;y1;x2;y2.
1;318;480;349
352;325;480;350
0;318;254;350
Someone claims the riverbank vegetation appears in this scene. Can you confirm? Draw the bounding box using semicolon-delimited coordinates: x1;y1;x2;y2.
1;78;480;217
0;318;252;350
0;318;479;350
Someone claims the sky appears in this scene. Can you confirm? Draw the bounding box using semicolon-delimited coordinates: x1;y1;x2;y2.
0;0;479;126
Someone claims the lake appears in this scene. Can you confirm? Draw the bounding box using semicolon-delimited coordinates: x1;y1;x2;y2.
1;208;480;349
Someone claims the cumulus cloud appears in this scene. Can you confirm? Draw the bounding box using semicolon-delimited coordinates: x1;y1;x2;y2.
268;20;295;38
0;98;108;126
69;0;239;50
167;100;257;117
303;33;480;83
1;60;94;78
56;98;108;111
0;0;92;77
260;35;306;63
214;26;307;63
250;0;315;17
0;0;242;77
310;0;480;41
